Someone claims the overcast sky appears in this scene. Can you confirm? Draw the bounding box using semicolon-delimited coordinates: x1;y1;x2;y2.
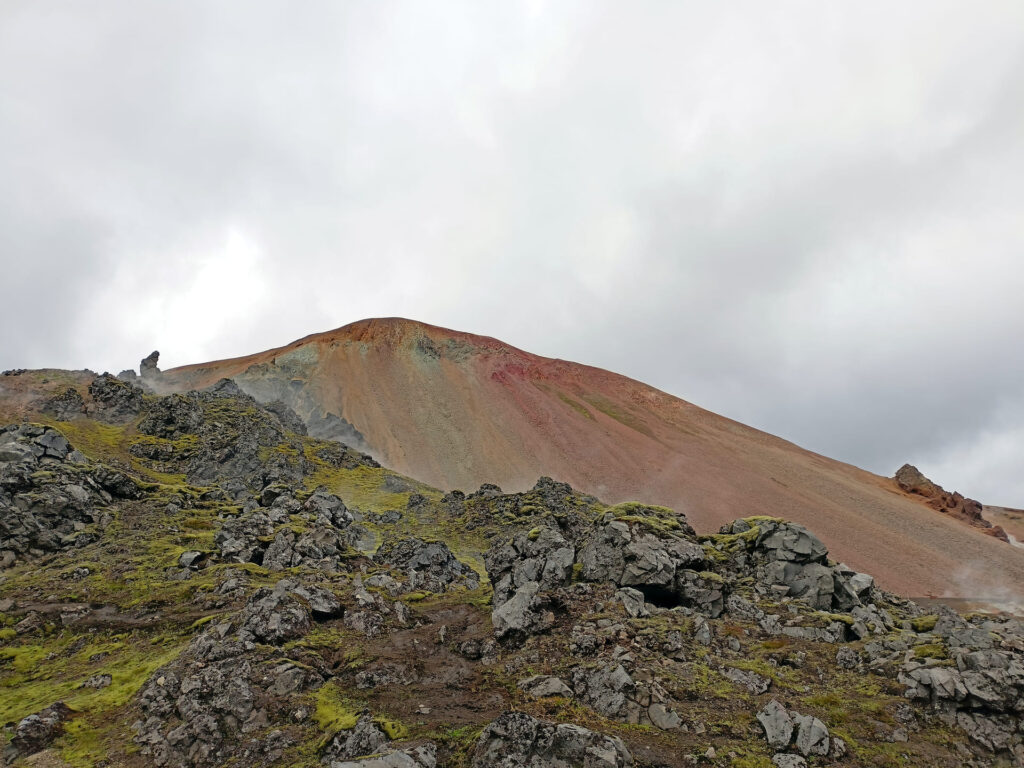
2;2;1023;504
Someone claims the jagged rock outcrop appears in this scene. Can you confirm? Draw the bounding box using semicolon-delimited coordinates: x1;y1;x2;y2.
485;525;574;607
2;701;74;763
323;715;390;763
470;712;633;768
135;579;339;767
3;364;1024;768
713;518;876;612
88;373;145;422
898;610;1024;758
41;386;86;420
569;662;683;730
895;464;1007;540
577;508;706;603
140;350;162;386
0;424;139;567
756;699;833;758
373;537;479;594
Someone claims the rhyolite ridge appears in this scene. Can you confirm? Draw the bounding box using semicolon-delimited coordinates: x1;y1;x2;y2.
148;317;1024;601
0;358;1022;767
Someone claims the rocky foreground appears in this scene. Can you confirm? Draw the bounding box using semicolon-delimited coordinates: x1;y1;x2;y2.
0;372;1023;767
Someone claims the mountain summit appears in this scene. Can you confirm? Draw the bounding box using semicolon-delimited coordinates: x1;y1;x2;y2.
1;327;1024;766
156;317;1024;599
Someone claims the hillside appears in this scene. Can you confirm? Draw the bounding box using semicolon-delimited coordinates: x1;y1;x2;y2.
1;374;1022;767
156;318;1024;601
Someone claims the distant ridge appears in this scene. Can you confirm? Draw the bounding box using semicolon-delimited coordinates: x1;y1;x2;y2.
161;317;1024;599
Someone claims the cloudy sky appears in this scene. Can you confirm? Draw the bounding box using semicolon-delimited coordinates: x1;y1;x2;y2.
2;2;1023;504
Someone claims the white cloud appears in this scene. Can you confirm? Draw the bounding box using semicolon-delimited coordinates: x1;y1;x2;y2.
1;1;1023;503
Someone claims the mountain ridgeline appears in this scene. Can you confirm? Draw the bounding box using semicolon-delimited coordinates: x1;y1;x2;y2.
150;317;1024;601
0;326;1022;767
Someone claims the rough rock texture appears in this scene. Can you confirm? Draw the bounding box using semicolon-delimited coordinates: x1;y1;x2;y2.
485;525;574;608
3;701;73;763
757;700;830;758
323;715;389;763
577;510;706;607
2;362;1023;768
569;663;682;730
470;712;633;768
714;518;875;613
140;350;162;386
41;386;85;420
895;464;1007;540
0;424;138;567
373;537;479;594
898;611;1024;757
88;373;145;423
328;745;437;768
155;317;1024;601
135;580;337;767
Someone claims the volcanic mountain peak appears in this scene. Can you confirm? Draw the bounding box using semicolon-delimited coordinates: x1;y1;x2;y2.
148;318;1024;602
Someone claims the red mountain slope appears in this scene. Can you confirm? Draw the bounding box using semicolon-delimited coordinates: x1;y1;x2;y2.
161;317;1024;600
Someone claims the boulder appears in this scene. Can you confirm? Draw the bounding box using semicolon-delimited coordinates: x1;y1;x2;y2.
375;537;479;594
757;700;794;750
721;666;771;695
485;526;574;608
577;516;704;593
237;579;340;644
470;712;633;768
88;373;144;422
3;702;73;762
792;713;830;756
491;581;553;642
323;715;389;762
329;745;437;768
518;675;573;699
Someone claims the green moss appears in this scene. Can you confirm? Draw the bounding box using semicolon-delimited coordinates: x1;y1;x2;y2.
911;615;939;632
527;527;542;541
580;394;655;438
312;681;362;734
727;753;773;768
571;562;584;583
304;448;431;514
913;643;947;660
555;392;594;420
190;615;217;631
0;632;185;730
374;717;408;740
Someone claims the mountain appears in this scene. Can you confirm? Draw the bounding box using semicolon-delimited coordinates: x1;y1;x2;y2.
156;317;1024;601
1;373;1022;766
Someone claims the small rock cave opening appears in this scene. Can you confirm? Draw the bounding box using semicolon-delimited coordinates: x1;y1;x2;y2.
311;606;343;622
636;584;682;609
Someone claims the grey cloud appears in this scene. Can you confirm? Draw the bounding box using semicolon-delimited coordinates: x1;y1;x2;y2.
1;1;1023;503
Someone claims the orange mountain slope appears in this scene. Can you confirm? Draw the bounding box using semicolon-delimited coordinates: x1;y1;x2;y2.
161;317;1024;600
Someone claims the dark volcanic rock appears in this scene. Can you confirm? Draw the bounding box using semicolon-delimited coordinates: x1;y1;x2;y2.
373;536;479;594
0;424;128;566
3;701;73;762
135;580;337;767
470;711;633;768
140;350;162;383
41;386;86;420
88;373;145;422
